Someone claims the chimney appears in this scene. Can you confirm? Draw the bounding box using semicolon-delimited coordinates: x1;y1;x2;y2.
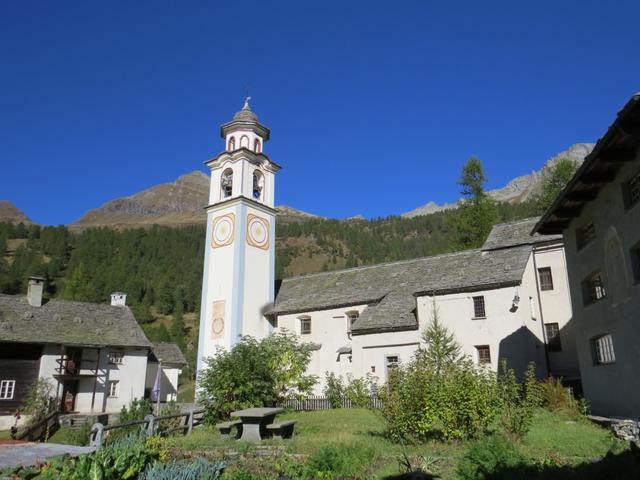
110;292;127;307
27;276;45;307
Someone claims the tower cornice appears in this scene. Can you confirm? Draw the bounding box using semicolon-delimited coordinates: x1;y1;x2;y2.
204;195;278;215
204;148;282;172
220;120;270;141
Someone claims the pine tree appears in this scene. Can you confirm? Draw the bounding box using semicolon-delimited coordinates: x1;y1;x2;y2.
416;299;461;375
533;157;579;214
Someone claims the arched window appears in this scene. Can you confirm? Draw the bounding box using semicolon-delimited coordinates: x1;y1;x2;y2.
252;170;264;201
254;138;261;153
240;135;249;149
228;136;236;151
221;168;233;198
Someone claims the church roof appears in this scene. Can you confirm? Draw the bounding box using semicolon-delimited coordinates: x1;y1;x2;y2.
269;243;534;334
481;217;562;251
0;295;152;348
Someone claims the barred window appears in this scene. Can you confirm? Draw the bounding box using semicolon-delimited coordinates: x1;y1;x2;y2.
108;350;124;365
593;334;615;365
472;296;486;319
623;169;640;209
107;380;119;398
0;380;16;400
538;267;554;291
476;346;491;365
582;271;606;305
576;222;596;250
544;323;562;352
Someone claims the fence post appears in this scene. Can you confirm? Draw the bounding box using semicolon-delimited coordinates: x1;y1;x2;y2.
186;409;194;435
144;414;156;436
90;422;104;449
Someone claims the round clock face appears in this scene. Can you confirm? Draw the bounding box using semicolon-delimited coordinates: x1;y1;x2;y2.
246;214;270;250
211;214;235;248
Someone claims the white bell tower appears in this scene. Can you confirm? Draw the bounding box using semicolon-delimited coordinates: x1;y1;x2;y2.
196;98;280;375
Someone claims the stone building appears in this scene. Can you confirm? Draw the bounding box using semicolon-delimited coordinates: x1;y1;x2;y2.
535;93;640;418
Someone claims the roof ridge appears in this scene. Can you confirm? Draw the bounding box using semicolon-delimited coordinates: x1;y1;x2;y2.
490;217;541;228
281;248;483;282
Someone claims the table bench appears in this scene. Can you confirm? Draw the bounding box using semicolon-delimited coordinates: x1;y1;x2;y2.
230;407;283;442
266;420;296;439
215;420;242;439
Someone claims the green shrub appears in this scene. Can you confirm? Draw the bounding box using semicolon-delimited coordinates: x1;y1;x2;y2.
157;400;183;436
21;378;55;427
323;372;345;408
198;332;317;421
140;457;225;480
456;435;527;480
305;442;376;478
498;361;542;440
539;377;586;418
345;375;372;408
109;398;153;441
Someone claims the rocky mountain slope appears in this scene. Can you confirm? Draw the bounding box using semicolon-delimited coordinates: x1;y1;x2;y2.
0;201;32;224
71;171;321;229
402;143;594;218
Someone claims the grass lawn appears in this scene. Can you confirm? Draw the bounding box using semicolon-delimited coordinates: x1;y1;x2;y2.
0;430;11;440
168;408;625;479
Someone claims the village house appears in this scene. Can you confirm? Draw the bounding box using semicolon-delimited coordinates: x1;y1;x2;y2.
0;280;184;429
146;342;187;403
535;93;640;418
196;101;580;393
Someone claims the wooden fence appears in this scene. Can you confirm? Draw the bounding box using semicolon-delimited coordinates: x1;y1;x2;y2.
278;396;383;411
89;408;205;449
11;410;59;442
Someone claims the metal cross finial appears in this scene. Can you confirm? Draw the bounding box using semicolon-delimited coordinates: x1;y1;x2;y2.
243;96;252;110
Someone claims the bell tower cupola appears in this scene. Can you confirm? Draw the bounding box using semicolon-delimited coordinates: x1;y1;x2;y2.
221;97;270;154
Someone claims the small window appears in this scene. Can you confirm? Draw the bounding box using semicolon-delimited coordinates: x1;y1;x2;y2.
108;350;124;365
576;222;596;251
593;334;615;365
622;169;640;210
476;346;491;365
221;168;233;198
386;355;399;377
472;296;486;319
538;267;554;291
0;380;16;400
107;380;119;398
228;137;236;151
254;138;261;153
630;241;640;284
582;271;606;305
240;135;249;149
545;323;562;352
300;316;311;335
346;311;359;333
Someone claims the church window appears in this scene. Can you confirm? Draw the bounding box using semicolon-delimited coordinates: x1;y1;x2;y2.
254;138;261;153
622;168;640;210
300;316;311;335
576;222;596;251
582;271;606;305
240;135;249;149
0;380;15;400
538;267;554;291
253;170;264;201
228;137;236;151
475;345;491;365
221;169;233;198
544;323;562;352
472;296;486;319
593;334;615;364
346;311;359;333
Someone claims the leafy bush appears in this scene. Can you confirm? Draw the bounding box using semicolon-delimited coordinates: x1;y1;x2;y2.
539;377;587;418
304;442;377;478
108;398;153;441
323;372;345;408
456;435;527;480
345;375;372;408
21;378;55;427
498;361;542;440
157;400;183;436
140;457;225;480
199;332;317;420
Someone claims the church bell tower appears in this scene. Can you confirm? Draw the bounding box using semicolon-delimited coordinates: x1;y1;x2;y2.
196;99;280;375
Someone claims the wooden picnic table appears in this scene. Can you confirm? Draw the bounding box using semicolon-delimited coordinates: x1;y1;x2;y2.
230;407;283;442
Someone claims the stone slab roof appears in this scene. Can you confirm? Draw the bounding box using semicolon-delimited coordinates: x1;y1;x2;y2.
0;295;152;348
269;241;534;334
151;342;187;366
482;217;562;251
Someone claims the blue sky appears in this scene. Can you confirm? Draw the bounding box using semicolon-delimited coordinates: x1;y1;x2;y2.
1;1;639;225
